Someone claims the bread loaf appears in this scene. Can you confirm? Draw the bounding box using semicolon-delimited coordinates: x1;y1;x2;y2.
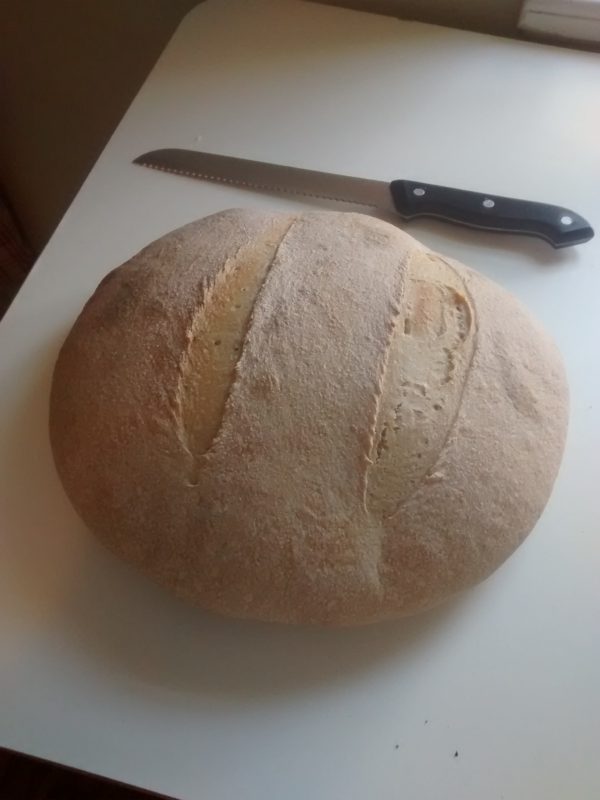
49;209;568;624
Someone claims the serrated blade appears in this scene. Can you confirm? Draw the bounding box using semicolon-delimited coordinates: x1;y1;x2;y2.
133;148;396;212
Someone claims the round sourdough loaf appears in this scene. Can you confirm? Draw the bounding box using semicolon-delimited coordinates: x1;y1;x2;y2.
49;209;568;624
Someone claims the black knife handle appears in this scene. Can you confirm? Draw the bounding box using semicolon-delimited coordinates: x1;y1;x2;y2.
390;179;594;248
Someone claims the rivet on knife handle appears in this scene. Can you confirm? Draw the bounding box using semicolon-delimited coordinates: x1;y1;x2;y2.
390;180;594;248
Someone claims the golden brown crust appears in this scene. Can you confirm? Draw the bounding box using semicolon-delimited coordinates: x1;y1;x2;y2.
49;209;569;624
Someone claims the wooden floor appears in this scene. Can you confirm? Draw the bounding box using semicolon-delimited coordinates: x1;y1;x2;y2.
0;197;34;319
0;748;176;799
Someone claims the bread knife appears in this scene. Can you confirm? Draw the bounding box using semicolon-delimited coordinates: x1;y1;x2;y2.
134;148;594;248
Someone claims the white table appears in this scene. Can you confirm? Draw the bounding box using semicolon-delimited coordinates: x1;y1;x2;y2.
1;1;599;798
